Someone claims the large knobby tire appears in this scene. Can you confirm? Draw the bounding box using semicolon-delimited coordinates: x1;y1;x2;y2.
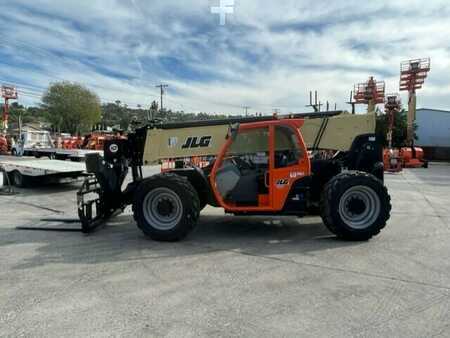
133;173;201;242
320;171;391;241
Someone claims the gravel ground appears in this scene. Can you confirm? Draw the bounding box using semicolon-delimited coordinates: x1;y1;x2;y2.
1;163;449;337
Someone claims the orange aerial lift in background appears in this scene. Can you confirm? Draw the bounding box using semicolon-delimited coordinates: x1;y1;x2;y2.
1;85;17;133
0;85;18;155
353;77;386;114
399;58;430;168
0;134;7;155
351;78;408;172
383;94;403;172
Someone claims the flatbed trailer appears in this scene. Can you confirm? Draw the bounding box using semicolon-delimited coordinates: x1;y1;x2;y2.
0;156;87;187
11;130;100;160
21;148;103;161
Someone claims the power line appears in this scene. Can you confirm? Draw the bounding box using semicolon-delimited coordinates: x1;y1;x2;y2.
165;97;200;112
18;92;42;99
0;78;156;108
0;34;147;85
0;37;309;112
0;36;163;99
0;78;46;92
2;77;302;114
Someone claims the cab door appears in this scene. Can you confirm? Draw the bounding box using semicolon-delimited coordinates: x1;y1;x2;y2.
210;120;309;213
211;124;271;211
270;124;310;211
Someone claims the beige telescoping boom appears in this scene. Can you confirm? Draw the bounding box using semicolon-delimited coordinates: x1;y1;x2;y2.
142;112;376;165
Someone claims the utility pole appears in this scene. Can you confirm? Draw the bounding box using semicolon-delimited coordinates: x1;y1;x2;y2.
306;91;322;112
155;84;168;112
346;91;356;114
243;106;251;116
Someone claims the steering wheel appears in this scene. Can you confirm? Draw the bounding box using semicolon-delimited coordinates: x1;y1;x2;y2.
231;156;254;171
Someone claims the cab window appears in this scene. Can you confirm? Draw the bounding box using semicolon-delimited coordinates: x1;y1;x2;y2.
274;125;302;168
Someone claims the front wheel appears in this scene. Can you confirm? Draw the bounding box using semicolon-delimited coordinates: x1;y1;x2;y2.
320;172;391;241
133;174;200;241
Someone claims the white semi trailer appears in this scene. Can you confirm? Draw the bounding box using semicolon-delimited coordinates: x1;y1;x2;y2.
0;157;87;187
11;130;101;161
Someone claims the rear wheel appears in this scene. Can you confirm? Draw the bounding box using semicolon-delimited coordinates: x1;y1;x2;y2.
133;173;200;241
320;172;391;241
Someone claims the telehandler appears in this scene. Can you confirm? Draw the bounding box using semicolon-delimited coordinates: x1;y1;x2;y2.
78;112;391;241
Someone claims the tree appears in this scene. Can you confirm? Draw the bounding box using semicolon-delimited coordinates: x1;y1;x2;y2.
42;82;101;134
375;109;416;147
8;102;27;126
101;101;128;129
6;102;47;128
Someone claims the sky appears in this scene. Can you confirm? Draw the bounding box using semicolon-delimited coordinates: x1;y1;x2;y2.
1;0;450;115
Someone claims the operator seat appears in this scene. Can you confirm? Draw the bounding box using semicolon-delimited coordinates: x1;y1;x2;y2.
229;173;259;205
215;161;241;199
215;160;260;205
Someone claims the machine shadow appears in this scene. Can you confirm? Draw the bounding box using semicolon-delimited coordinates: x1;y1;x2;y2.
10;181;82;196
6;212;363;270
191;214;362;254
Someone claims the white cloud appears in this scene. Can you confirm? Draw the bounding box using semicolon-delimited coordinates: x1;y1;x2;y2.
1;0;449;113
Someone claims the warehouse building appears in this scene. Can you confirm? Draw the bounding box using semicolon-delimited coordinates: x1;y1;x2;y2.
416;108;450;160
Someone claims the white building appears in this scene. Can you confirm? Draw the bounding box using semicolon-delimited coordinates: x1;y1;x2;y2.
416;108;450;160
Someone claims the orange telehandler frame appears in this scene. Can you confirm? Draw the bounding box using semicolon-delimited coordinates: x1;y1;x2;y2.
78;114;391;242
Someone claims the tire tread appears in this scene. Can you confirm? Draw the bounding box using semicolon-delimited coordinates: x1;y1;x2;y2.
320;171;391;240
132;173;200;241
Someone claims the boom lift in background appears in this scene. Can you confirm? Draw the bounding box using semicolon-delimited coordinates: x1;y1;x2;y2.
1;85;17;133
0;85;17;155
399;58;431;168
353;77;386;114
0;134;8;155
77;112;391;242
383;95;403;172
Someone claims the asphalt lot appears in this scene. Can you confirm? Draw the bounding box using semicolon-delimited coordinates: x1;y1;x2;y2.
1;164;450;337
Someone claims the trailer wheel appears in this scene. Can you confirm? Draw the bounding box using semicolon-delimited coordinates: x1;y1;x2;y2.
133;173;200;241
320;172;391;241
11;170;27;188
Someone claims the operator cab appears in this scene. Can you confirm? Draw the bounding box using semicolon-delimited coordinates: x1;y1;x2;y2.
213;121;309;211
